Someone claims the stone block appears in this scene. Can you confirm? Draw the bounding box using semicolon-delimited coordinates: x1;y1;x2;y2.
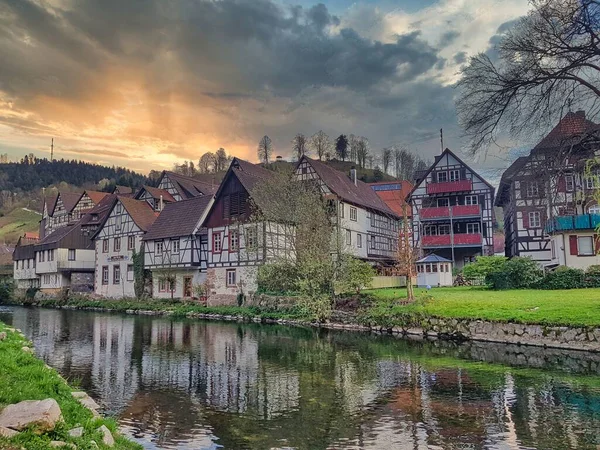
0;399;62;433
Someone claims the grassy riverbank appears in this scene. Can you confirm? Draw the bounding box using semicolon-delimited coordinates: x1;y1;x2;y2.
363;286;600;327
0;322;141;450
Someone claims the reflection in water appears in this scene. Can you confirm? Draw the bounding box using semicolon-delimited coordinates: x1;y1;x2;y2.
1;306;599;449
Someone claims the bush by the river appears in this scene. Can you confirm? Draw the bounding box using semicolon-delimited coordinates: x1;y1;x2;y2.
542;266;585;290
484;257;543;290
0;280;13;304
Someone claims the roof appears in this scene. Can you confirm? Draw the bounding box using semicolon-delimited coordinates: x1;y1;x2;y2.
84;190;109;205
369;181;413;217
44;195;58;215
212;157;275;200
114;185;133;194
163;171;217;198
143;195;213;240
118;197;160;232
533;110;599;150
80;194;118;228
13;238;36;260
417;254;452;263
24;232;39;240
59;192;83;213
36;222;93;250
136;185;176;203
495;157;528;207
299;156;398;217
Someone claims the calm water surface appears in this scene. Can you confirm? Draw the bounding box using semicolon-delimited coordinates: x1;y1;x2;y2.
1;306;599;449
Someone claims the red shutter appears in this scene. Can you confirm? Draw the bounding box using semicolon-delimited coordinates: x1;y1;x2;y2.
569;235;578;255
523;212;529;228
595;234;600;254
558;175;566;192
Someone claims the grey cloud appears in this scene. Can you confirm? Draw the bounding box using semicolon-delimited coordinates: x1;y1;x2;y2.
453;51;467;64
439;30;460;47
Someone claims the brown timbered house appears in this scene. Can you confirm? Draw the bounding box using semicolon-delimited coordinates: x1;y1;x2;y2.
409;148;495;269
143;195;213;299
496;111;600;265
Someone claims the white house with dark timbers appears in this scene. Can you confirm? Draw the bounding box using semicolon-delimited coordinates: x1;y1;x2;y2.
12;234;39;290
93;197;159;298
143;195;213;299
154;171;217;201
294;156;401;266
409;148;495;269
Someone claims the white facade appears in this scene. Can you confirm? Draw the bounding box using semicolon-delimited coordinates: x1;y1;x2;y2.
36;248;95;291
549;231;600;270
416;259;453;287
13;257;38;289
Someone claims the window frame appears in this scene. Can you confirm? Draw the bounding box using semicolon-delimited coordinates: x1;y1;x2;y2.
346;230;351;246
465;195;478;205
68;249;76;261
578;236;595;256
528;211;541;228
437;198;449;207
113;265;121;285
437;171;448;183
349;206;357;222
226;269;236;287
466;222;480;234
102;239;109;253
155;241;163;255
357;233;362;248
102;266;109;285
127;264;134;281
213;233;222;253
565;175;575;192
229;230;239;252
171;238;180;254
449;169;460;182
114;237;121;252
127;235;135;251
526;181;539;198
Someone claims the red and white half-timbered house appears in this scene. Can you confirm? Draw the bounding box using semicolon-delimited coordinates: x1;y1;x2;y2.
409;148;495;269
142;195;213;299
93;197;159;298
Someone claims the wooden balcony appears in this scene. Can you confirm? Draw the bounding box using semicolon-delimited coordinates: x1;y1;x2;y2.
420;204;481;219
426;179;472;194
421;233;482;248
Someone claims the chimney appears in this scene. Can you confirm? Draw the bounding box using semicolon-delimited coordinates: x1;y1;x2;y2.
159;194;164;212
350;167;357;186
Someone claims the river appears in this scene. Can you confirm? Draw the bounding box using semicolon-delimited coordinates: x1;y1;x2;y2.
1;306;599;449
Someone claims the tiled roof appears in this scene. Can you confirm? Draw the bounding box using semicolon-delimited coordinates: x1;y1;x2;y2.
369;181;413;217
119;197;160;232
143;195;213;240
24;232;39;240
301;157;398;217
84;190;109;205
534;111;599;150
164;171;217;198
138;185;176;203
45;195;58;215
37;222;93;250
60;192;83;213
114;185;133;194
80;194;118;228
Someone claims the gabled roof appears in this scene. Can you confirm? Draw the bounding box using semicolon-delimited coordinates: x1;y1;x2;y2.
408;148;495;199
213;157;275;199
13;237;36;260
368;181;413;217
163;171;217;198
118;197;160;232
59;192;83;213
495;156;528;207
84;190;109;205
80;194;118;228
417;254;452;263
533;110;599;150
135;185;176;203
114;185;133;195
143;195;213;240
299;156;398;217
36;222;93;250
44;195;58;216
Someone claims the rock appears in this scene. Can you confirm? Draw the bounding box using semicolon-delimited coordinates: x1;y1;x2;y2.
0;399;62;433
71;392;100;416
50;441;76;448
89;440;99;449
0;426;19;437
21;346;33;353
68;426;84;438
0;332;6;341
97;425;114;447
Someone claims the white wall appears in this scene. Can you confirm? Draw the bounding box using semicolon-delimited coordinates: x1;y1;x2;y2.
151;269;206;299
550;232;600;270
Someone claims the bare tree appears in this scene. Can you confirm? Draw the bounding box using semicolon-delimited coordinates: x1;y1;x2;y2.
349;134;359;163
382;148;393;174
310;130;332;161
355;137;369;168
457;0;600;155
292;133;308;160
257;135;273;165
198;152;215;173
396;203;418;302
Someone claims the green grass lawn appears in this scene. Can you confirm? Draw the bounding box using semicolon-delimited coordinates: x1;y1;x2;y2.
0;208;41;244
362;286;600;327
0;322;141;449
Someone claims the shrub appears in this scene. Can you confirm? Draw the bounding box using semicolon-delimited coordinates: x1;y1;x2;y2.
256;261;299;294
542;266;585;290
336;255;375;295
0;280;13;304
485;257;543;290
462;256;507;281
585;265;600;287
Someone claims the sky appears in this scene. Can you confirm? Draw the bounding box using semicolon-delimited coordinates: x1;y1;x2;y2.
0;0;532;177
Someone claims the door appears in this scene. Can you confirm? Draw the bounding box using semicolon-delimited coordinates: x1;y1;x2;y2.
183;276;193;298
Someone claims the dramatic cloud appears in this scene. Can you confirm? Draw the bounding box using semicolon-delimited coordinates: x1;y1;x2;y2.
0;0;529;173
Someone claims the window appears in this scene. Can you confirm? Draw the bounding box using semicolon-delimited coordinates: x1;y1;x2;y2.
102;239;109;253
370;214;375;227
128;235;135;251
370;234;375;249
171;239;180;253
425;264;431;273
551;239;556;259
465;195;478;205
578;236;594;256
565;175;574;192
346;230;352;246
226;269;236;287
113;265;120;284
229;231;239;251
114;237;121;252
586;170;600;189
68;249;76;261
437;171;448;183
350;207;357;221
155;241;163;255
526;181;539;197
449;169;460;182
158;279;167;292
115;203;123;215
466;223;480;234
432;263;438;273
423;224;438;236
357;233;362;248
213;233;222;252
528;211;541;228
437;198;449;207
102;266;109;285
245;227;257;249
26;259;30;269
115;215;122;231
48;250;54;262
589;205;600;214
339;202;344;218
127;265;134;281
40;251;45;262
438;224;450;235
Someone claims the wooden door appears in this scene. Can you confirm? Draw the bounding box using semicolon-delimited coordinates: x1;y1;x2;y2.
183;276;192;298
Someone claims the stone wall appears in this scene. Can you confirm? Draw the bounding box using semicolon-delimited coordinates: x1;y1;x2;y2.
71;273;94;293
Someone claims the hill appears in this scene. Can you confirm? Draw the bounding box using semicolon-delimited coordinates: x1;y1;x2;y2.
0;208;41;244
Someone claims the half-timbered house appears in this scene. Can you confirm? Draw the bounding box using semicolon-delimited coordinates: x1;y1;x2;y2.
546;214;600;269
155;171;216;201
40;190;109;238
408;148;495;269
12;234;39;290
496;111;600;264
294;156;401;265
93;197;159;298
143;195;213;299
134;186;176;211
